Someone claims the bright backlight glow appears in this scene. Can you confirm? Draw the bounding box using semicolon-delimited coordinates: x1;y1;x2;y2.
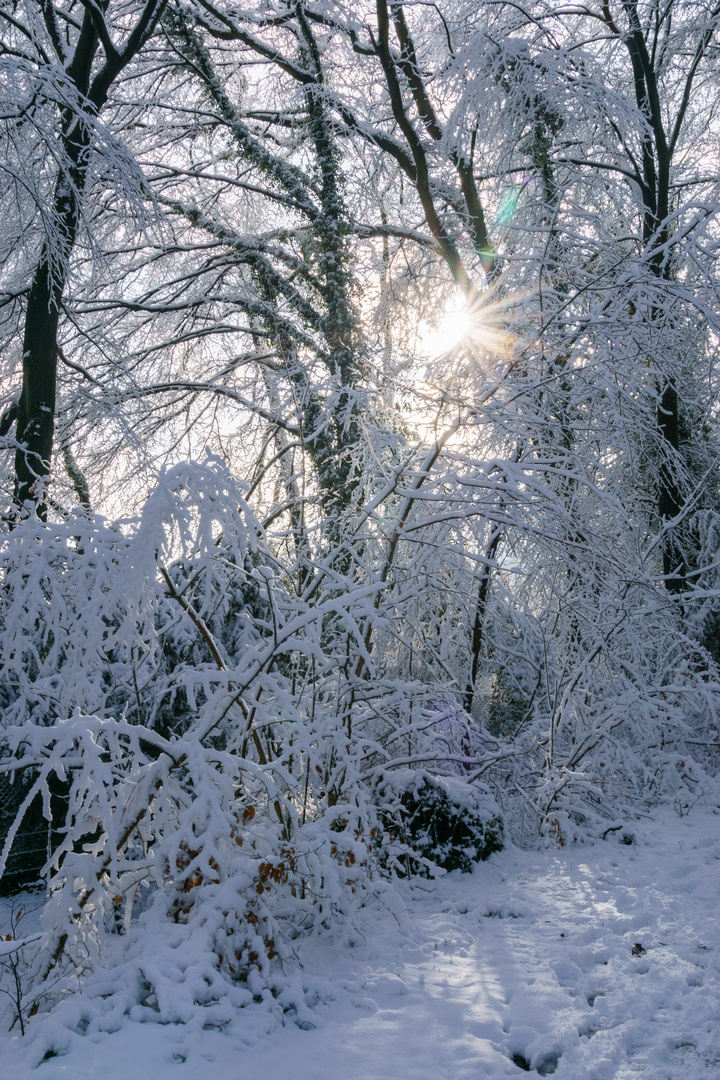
421;288;517;364
423;307;472;357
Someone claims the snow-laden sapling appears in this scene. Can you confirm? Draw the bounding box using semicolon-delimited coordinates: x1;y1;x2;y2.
0;902;44;1034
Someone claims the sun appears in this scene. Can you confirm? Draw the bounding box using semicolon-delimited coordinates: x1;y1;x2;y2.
422;307;473;358
420;288;518;364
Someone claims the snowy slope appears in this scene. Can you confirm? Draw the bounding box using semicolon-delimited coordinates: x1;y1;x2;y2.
2;804;719;1079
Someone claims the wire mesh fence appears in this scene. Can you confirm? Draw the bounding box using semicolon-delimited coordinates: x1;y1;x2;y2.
0;773;68;896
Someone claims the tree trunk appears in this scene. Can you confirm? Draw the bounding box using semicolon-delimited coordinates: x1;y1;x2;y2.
463;527;503;716
15;124;89;516
11;0;167;515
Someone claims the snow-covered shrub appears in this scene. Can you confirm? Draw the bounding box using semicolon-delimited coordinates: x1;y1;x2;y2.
477;584;720;846
375;769;502;877
0;441;718;1040
0;458;483;1028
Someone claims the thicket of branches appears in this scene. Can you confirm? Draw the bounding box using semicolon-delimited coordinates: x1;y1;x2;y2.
1;0;720;1034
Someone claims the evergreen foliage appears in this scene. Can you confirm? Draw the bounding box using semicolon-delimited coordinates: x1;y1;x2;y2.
378;771;503;877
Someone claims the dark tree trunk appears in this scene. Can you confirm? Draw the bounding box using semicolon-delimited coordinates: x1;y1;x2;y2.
14;264;61;516
656;379;686;591
14;101;91;515
463;527;503;716
619;1;690;591
11;0;167;515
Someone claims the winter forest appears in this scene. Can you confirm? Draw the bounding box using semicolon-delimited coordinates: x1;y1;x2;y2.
1;0;720;1075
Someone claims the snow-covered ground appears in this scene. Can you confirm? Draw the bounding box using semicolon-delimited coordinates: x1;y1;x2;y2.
2;804;719;1079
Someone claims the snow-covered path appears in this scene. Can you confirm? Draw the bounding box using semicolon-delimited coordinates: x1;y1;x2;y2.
3;806;720;1079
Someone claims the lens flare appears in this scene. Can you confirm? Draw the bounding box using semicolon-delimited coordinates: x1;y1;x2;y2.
423;286;519;366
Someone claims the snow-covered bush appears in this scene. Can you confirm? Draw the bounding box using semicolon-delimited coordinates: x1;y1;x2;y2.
0;443;719;1036
0;459;487;1027
376;770;502;877
475;584;720;845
